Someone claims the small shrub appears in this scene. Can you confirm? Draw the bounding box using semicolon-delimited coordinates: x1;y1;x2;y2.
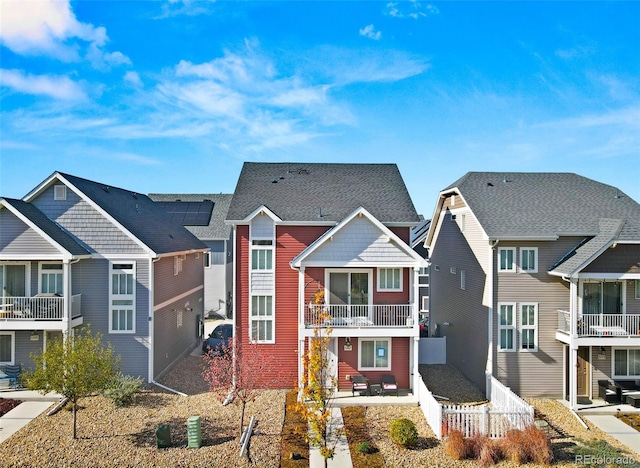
479;438;503;466
443;429;468;460
523;424;552;465
356;441;375;454
103;373;143;407
467;432;489;460
389;418;418;448
501;429;529;464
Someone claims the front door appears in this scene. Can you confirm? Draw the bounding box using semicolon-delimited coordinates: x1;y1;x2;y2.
577;347;590;397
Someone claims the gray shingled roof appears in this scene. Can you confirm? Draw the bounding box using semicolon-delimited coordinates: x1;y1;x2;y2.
226;163;421;224
148;193;232;240
446;172;640;240
59;173;208;255
2;198;91;257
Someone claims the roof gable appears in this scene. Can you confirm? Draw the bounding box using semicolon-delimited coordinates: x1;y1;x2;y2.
290;207;424;268
25;172;207;256
0;198;91;259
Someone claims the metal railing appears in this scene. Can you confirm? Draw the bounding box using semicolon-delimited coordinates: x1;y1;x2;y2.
0;294;81;321
558;310;640;337
305;304;413;328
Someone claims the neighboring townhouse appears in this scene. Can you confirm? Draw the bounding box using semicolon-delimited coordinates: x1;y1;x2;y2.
411;218;431;328
424;172;640;409
0;172;208;382
226;162;426;392
149;193;233;318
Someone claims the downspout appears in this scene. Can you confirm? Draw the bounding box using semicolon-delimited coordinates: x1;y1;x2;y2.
148;256;161;384
486;240;499;399
411;266;420;396
224;225;239;406
297;266;305;391
561;274;579;410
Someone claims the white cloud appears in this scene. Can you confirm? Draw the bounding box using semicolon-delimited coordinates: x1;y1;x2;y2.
156;0;217;18
0;69;86;100
360;24;382;41
385;1;439;19
124;71;143;88
0;0;129;69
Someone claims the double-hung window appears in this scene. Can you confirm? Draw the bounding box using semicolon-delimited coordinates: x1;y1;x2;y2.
251;240;273;270
614;349;640;378
520;247;538;273
250;295;274;342
498;303;516;351
40;263;63;294
359;338;391;370
378;268;402;291
110;262;135;333
520;303;538;351
498;248;516;272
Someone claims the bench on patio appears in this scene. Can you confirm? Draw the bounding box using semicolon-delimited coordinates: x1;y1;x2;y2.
598;379;640;404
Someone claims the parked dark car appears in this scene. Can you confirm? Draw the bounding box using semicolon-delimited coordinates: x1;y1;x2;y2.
202;323;233;356
419;317;429;337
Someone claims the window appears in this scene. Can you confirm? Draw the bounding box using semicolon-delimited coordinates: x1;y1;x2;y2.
461;214;466;232
204;252;211;268
460;270;466;290
614;349;640;377
40;263;63;294
174;255;184;276
636;280;640;300
250;295;274;342
421;295;429;312
520;303;538;351
378;268;402;291
0;332;15;365
520;247;538;273
498;303;516;352
110;263;135;333
251;240;273;270
54;185;67;201
498;248;516;272
359;338;391;370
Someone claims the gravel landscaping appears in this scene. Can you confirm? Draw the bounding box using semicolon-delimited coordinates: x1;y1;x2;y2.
1;358;638;467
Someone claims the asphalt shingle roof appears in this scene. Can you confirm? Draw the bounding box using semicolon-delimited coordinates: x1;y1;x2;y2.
59;173;207;255
446;172;640;240
148;193;232;240
226;162;421;224
2;198;92;256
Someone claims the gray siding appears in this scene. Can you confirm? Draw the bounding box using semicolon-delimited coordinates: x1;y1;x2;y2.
32;184;144;254
153;254;204;306
72;258;150;380
13;330;45;372
0;210;59;256
590;346;612;397
493;238;579;397
582;244;640;274
430;208;489;392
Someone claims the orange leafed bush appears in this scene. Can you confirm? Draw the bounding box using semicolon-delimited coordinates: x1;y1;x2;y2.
443;429;468;460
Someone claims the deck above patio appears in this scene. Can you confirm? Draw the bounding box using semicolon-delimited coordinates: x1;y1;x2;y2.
557;310;640;338
304;304;414;328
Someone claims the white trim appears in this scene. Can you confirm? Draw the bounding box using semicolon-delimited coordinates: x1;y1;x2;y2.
498;303;516;352
357;337;392;371
460;270;466;290
377;267;403;292
148;258;155;383
0;261;32;296
0;331;15;365
53;184;67;200
108;261;136;334
498;247;516;273
249;294;275;343
579;273;640;280
325;268;373;307
519;302;538;352
421;296;429;311
519;247;538;274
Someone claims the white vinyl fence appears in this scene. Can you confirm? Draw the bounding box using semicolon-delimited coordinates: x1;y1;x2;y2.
420;375;534;440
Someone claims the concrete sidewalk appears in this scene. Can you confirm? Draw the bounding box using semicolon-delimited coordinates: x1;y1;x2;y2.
309;407;353;468
584;415;640;456
0;400;56;443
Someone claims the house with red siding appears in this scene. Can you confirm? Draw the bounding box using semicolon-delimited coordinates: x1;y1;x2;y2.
226;163;426;393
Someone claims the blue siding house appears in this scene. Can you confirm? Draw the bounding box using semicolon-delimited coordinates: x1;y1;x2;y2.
0;172;208;382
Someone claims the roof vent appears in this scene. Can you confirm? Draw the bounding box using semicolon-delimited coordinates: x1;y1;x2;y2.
615;189;621;199
503;177;511;184
102;186;110;193
132;193;138;199
271;179;278;183
298;169;309;175
318;207;324;218
487;182;494;187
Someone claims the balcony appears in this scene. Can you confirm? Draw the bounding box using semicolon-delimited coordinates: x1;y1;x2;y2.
557;310;640;338
0;294;82;321
305;304;414;329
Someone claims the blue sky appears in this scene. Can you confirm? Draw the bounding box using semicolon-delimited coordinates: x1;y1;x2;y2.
1;0;638;218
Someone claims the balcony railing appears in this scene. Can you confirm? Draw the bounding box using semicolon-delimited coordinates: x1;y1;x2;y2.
0;294;81;321
305;304;413;328
558;310;640;337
